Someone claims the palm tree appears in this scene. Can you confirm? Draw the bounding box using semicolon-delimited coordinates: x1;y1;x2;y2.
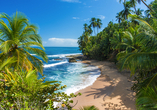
136;85;157;109
0;12;48;74
145;9;151;18
117;18;157;74
116;12;123;24
88;25;93;35
120;0;153;12
90;17;97;36
83;23;88;32
96;18;102;34
119;0;126;3
136;0;153;12
130;0;137;14
136;8;144;17
121;1;132;20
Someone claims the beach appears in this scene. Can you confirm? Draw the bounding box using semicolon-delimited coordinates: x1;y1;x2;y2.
71;60;136;110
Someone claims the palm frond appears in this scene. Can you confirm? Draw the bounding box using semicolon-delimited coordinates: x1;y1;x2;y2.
117;52;157;74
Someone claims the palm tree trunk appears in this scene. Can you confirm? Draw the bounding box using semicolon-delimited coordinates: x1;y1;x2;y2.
94;28;96;36
97;27;98;35
141;0;153;12
134;5;137;14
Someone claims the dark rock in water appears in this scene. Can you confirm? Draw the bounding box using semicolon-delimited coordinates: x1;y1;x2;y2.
66;54;84;60
54;59;62;61
69;58;77;63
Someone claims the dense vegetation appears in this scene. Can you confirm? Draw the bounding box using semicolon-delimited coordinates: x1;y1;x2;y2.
78;0;157;109
0;12;81;110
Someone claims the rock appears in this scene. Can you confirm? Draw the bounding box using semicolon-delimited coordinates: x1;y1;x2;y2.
66;54;84;60
54;59;62;61
69;58;77;63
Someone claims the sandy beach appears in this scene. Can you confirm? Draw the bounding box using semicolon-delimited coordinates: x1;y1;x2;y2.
71;60;136;110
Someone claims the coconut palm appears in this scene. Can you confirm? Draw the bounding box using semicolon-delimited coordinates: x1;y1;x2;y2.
88;25;93;35
136;85;157;109
90;17;97;35
83;23;88;32
119;0;126;3
96;18;102;34
145;9;151;18
120;0;153;12
116;12;123;24
130;0;137;14
117;18;157;74
0;12;48;74
136;8;144;17
136;0;153;12
121;1;132;20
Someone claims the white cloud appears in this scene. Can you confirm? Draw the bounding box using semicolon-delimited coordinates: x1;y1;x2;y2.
43;41;47;44
72;17;80;19
87;6;92;8
98;15;105;20
48;38;78;47
84;18;90;21
61;0;81;3
83;3;86;5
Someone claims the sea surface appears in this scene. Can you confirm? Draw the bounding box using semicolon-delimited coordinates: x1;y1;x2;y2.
36;47;101;95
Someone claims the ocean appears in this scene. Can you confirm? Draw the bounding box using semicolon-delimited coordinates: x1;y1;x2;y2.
37;47;101;95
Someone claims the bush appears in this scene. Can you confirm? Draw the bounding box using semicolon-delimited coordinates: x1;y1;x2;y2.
0;69;81;110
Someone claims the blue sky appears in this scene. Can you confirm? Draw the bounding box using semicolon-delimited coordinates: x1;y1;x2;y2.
0;0;154;47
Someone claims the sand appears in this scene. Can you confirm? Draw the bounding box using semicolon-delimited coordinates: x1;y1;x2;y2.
71;60;136;110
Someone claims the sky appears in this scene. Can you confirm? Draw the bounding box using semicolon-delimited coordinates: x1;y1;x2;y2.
0;0;154;47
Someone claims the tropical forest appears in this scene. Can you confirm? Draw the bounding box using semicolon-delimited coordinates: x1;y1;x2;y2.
0;0;157;110
78;0;157;109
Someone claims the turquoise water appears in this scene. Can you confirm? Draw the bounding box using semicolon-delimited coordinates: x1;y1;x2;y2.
36;47;101;95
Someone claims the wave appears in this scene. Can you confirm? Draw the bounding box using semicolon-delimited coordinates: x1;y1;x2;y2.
64;69;101;95
30;54;36;56
47;53;82;58
43;61;68;68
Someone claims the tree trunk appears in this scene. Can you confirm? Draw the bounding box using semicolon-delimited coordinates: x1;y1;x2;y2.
141;0;153;12
134;5;137;14
93;27;96;36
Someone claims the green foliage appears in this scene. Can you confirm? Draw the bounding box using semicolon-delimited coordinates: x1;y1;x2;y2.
0;12;80;110
0;68;81;109
77;1;157;110
0;12;48;74
79;105;99;110
136;74;157;109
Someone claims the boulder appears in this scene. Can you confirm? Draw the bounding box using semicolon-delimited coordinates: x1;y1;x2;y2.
69;58;77;63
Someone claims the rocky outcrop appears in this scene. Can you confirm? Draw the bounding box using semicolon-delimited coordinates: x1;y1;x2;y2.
68;57;77;62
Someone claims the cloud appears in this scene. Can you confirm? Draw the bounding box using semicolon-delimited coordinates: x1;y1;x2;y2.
72;17;80;19
86;6;92;8
61;0;81;3
48;38;78;47
42;41;47;44
98;15;105;20
84;18;90;21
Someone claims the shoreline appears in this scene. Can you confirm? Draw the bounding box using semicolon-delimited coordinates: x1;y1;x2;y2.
71;60;136;110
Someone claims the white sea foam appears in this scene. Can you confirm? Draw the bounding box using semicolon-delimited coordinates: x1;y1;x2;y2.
64;67;101;95
47;53;82;58
30;54;36;56
43;61;68;68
